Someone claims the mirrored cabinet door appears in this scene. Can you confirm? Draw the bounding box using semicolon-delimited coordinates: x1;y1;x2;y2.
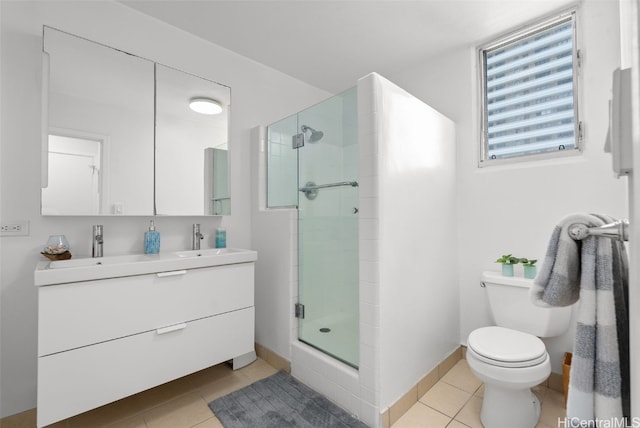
43;27;155;215
155;64;231;215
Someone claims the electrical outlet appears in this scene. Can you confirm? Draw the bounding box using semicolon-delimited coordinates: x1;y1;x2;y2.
0;220;29;236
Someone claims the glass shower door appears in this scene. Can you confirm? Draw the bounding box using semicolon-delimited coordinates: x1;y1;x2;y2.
296;88;359;368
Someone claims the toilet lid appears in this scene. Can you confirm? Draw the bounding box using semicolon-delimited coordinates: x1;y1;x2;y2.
468;326;547;368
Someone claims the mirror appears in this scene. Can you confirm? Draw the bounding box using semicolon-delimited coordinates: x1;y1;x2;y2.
155;65;230;215
43;27;155;215
42;27;231;216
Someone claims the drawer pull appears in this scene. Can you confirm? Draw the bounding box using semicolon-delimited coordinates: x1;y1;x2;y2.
156;270;187;277
156;323;187;335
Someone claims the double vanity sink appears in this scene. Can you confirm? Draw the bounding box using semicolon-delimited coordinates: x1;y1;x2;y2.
35;247;257;285
34;247;258;427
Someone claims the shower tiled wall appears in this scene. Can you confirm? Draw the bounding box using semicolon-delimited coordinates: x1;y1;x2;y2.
266;121;298;208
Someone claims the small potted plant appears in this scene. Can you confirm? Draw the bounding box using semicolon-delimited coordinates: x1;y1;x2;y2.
519;258;538;279
496;254;518;277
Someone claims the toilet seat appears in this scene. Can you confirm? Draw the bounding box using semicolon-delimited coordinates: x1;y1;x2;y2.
468;326;547;368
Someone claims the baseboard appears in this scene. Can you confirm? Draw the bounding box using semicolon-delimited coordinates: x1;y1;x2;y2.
255;342;291;373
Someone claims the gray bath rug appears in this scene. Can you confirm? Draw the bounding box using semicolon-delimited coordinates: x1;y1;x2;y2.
208;371;369;428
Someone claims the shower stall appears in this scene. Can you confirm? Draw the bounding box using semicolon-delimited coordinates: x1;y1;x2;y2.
254;73;459;427
267;87;359;368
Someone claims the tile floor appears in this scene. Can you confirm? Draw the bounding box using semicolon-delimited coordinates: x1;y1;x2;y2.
39;357;279;428
7;357;566;428
391;360;567;428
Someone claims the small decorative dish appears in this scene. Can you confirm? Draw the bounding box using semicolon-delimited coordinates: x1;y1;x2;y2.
41;251;72;261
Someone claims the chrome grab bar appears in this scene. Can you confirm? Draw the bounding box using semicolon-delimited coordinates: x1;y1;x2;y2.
299;181;359;200
568;219;629;242
299;181;358;192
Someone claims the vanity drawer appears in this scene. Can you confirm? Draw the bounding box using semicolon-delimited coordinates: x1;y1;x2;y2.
37;307;254;428
38;262;254;356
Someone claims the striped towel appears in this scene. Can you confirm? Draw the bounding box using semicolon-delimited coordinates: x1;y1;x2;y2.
530;213;628;423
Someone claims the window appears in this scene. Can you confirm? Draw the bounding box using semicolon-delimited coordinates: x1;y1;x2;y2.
479;9;581;165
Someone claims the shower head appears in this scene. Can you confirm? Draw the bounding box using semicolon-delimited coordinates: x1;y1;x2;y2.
301;125;324;143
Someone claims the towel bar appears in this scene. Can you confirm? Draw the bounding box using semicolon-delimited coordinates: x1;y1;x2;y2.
298;180;359;200
568;219;629;241
298;181;359;192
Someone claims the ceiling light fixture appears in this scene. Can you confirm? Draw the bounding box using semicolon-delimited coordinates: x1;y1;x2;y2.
189;97;223;115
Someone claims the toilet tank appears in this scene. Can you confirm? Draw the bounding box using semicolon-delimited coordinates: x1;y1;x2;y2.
481;271;573;337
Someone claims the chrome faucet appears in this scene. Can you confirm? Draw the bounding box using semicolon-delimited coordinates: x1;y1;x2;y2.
192;224;204;250
92;225;103;258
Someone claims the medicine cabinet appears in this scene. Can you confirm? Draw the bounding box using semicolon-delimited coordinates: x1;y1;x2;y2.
42;27;231;216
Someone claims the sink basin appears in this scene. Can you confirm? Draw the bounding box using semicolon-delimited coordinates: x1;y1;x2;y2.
35;248;257;286
49;254;154;269
176;248;239;258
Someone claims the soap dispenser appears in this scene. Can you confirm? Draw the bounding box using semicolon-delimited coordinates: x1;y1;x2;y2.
215;227;226;248
144;220;160;254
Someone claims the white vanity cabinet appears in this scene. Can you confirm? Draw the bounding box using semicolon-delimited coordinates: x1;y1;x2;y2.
36;259;256;428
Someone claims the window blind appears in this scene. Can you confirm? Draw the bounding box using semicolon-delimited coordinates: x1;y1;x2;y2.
483;15;577;160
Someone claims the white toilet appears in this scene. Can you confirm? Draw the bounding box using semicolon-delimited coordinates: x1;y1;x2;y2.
466;271;573;428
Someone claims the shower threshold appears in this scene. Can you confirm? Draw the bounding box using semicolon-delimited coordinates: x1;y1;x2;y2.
298;338;359;370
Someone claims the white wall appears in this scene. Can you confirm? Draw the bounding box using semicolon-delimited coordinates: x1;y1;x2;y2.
390;0;628;374
366;73;459;410
0;1;328;418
